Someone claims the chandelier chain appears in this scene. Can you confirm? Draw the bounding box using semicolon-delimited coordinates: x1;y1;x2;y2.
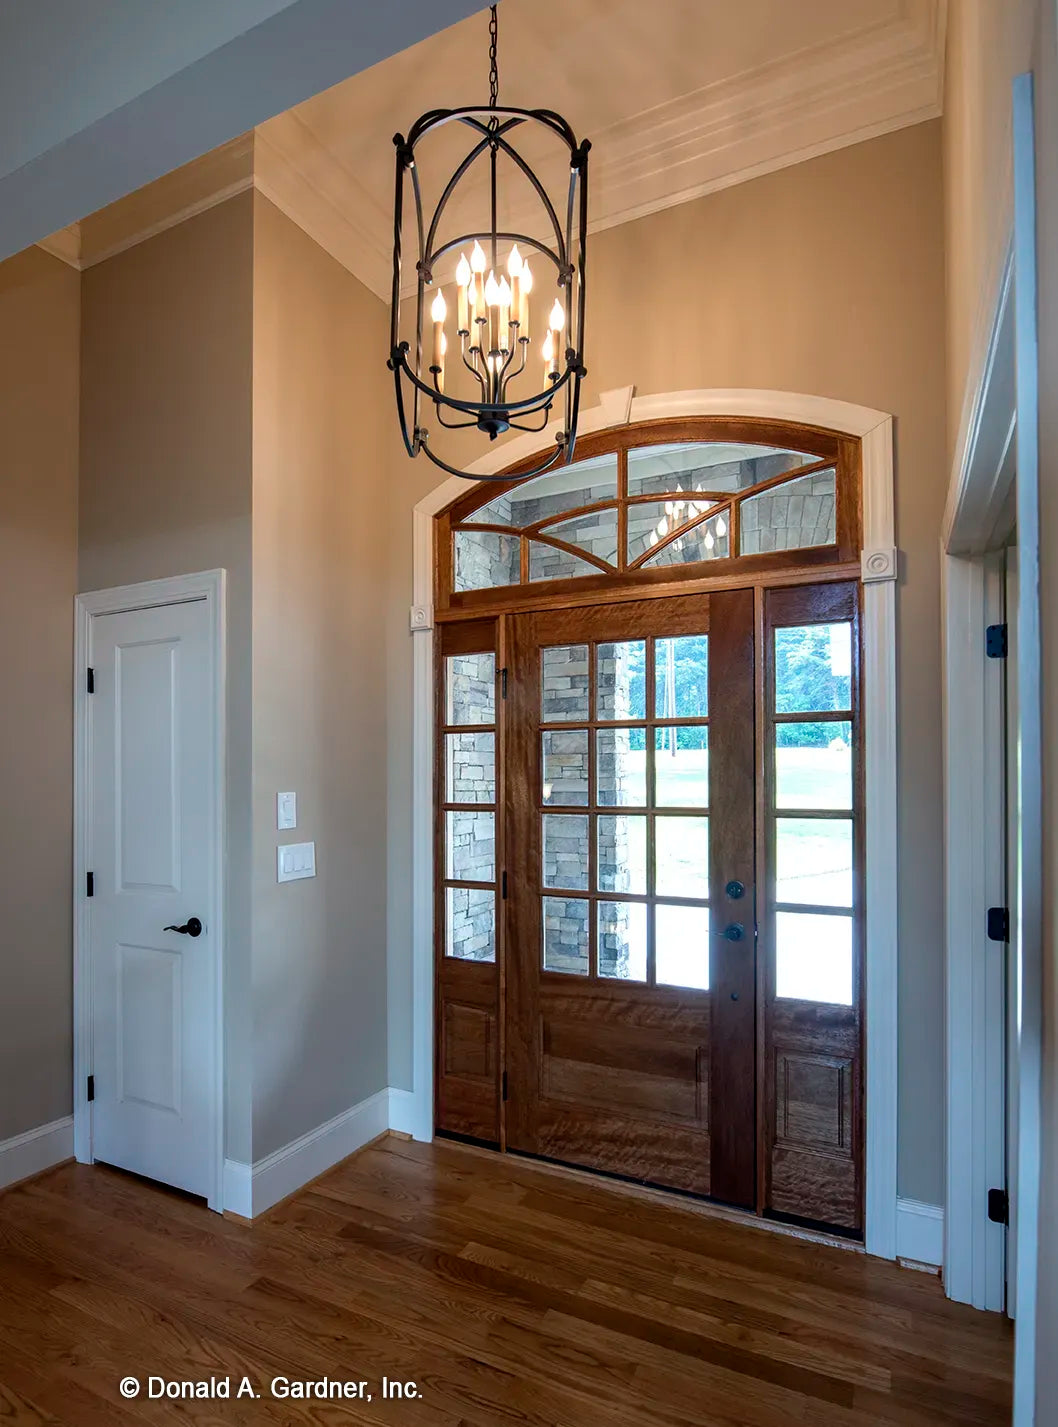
488;5;499;108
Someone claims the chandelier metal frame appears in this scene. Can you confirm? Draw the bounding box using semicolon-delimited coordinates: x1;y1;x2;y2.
388;6;590;481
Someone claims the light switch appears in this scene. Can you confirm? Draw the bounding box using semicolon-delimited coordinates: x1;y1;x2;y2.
277;841;316;883
277;791;297;830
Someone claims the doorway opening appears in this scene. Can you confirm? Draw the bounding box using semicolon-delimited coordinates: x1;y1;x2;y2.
432;419;867;1237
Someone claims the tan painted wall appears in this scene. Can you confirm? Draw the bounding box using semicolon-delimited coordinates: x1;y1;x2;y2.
250;194;390;1159
943;0;1038;464
79;193;255;1163
386;120;949;1205
0;247;80;1141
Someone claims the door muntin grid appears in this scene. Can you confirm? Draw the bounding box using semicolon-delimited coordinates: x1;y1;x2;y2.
538;635;711;988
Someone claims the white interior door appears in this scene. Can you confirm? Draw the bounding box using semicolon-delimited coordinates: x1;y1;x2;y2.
88;597;216;1199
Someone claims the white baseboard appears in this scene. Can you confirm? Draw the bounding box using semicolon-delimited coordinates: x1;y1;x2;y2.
896;1197;944;1268
223;1088;392;1218
0;1115;74;1192
387;1086;417;1137
222;1157;253;1218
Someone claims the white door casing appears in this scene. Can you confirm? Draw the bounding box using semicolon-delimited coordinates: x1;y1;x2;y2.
406;387;899;1261
74;571;226;1211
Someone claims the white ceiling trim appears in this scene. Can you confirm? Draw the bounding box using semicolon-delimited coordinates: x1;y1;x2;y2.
253;112;393;299
587;0;945;234
35;0;946;301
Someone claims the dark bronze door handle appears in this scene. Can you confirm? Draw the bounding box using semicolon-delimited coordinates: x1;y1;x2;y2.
163;917;202;937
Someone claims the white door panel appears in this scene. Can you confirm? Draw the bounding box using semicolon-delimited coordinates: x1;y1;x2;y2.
89;599;214;1199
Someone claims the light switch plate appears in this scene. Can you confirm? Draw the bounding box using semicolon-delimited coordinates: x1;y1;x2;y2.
277;841;315;882
277;791;297;830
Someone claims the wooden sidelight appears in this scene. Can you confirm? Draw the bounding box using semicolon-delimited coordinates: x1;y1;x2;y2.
433;420;865;1236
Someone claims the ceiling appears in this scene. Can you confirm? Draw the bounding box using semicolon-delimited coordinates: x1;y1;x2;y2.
41;0;947;299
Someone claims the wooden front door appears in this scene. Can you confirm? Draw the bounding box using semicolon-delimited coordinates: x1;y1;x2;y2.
435;580;863;1235
503;591;756;1204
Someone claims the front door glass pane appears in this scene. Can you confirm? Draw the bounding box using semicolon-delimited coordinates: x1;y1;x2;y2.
655;726;709;807
542;730;589;805
543;896;589;975
596;641;646;721
541;644;589;721
597;815;647;895
655;816;709;898
656;904;710;990
597;727;647;806
655;635;708;717
598;901;648;981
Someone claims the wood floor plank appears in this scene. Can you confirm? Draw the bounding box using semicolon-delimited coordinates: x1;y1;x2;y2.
0;1138;1011;1426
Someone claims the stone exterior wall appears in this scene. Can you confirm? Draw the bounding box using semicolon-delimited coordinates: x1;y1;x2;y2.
740;470;836;554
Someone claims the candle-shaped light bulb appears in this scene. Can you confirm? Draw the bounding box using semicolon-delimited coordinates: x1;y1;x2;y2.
484;270;501;353
542;329;556;381
506;246;522;336
704;529;715;550
715;515;727;538
455;252;471;333
430;288;446;371
498;276;512;350
470;239;487;316
519;259;533;335
549;298;565;332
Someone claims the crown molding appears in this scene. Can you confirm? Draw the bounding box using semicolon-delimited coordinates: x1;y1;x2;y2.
32;1;945;301
253;111;392;299
587;0;946;234
36;225;82;270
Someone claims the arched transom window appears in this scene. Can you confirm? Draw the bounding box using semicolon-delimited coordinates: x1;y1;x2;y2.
436;418;861;612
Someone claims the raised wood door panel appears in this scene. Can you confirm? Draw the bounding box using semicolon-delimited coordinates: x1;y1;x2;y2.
504;592;756;1204
435;617;502;1143
762;581;863;1233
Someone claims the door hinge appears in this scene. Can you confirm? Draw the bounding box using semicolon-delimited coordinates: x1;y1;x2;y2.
86;871;95;898
988;1187;1009;1226
86;1075;95;1103
86;667;95;693
501;1070;509;1102
501;870;508;900
500;667;508;699
986;624;1008;659
987;906;1009;942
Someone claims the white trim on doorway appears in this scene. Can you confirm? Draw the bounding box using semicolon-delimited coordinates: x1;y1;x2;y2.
73;569;227;1212
407;387;900;1260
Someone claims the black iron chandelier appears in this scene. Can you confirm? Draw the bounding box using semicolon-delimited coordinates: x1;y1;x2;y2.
388;4;590;480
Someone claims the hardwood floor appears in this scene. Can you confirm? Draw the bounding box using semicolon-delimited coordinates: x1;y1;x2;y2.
0;1135;1011;1425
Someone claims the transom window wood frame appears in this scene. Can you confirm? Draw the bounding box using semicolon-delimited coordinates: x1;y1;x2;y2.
435;417;863;620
